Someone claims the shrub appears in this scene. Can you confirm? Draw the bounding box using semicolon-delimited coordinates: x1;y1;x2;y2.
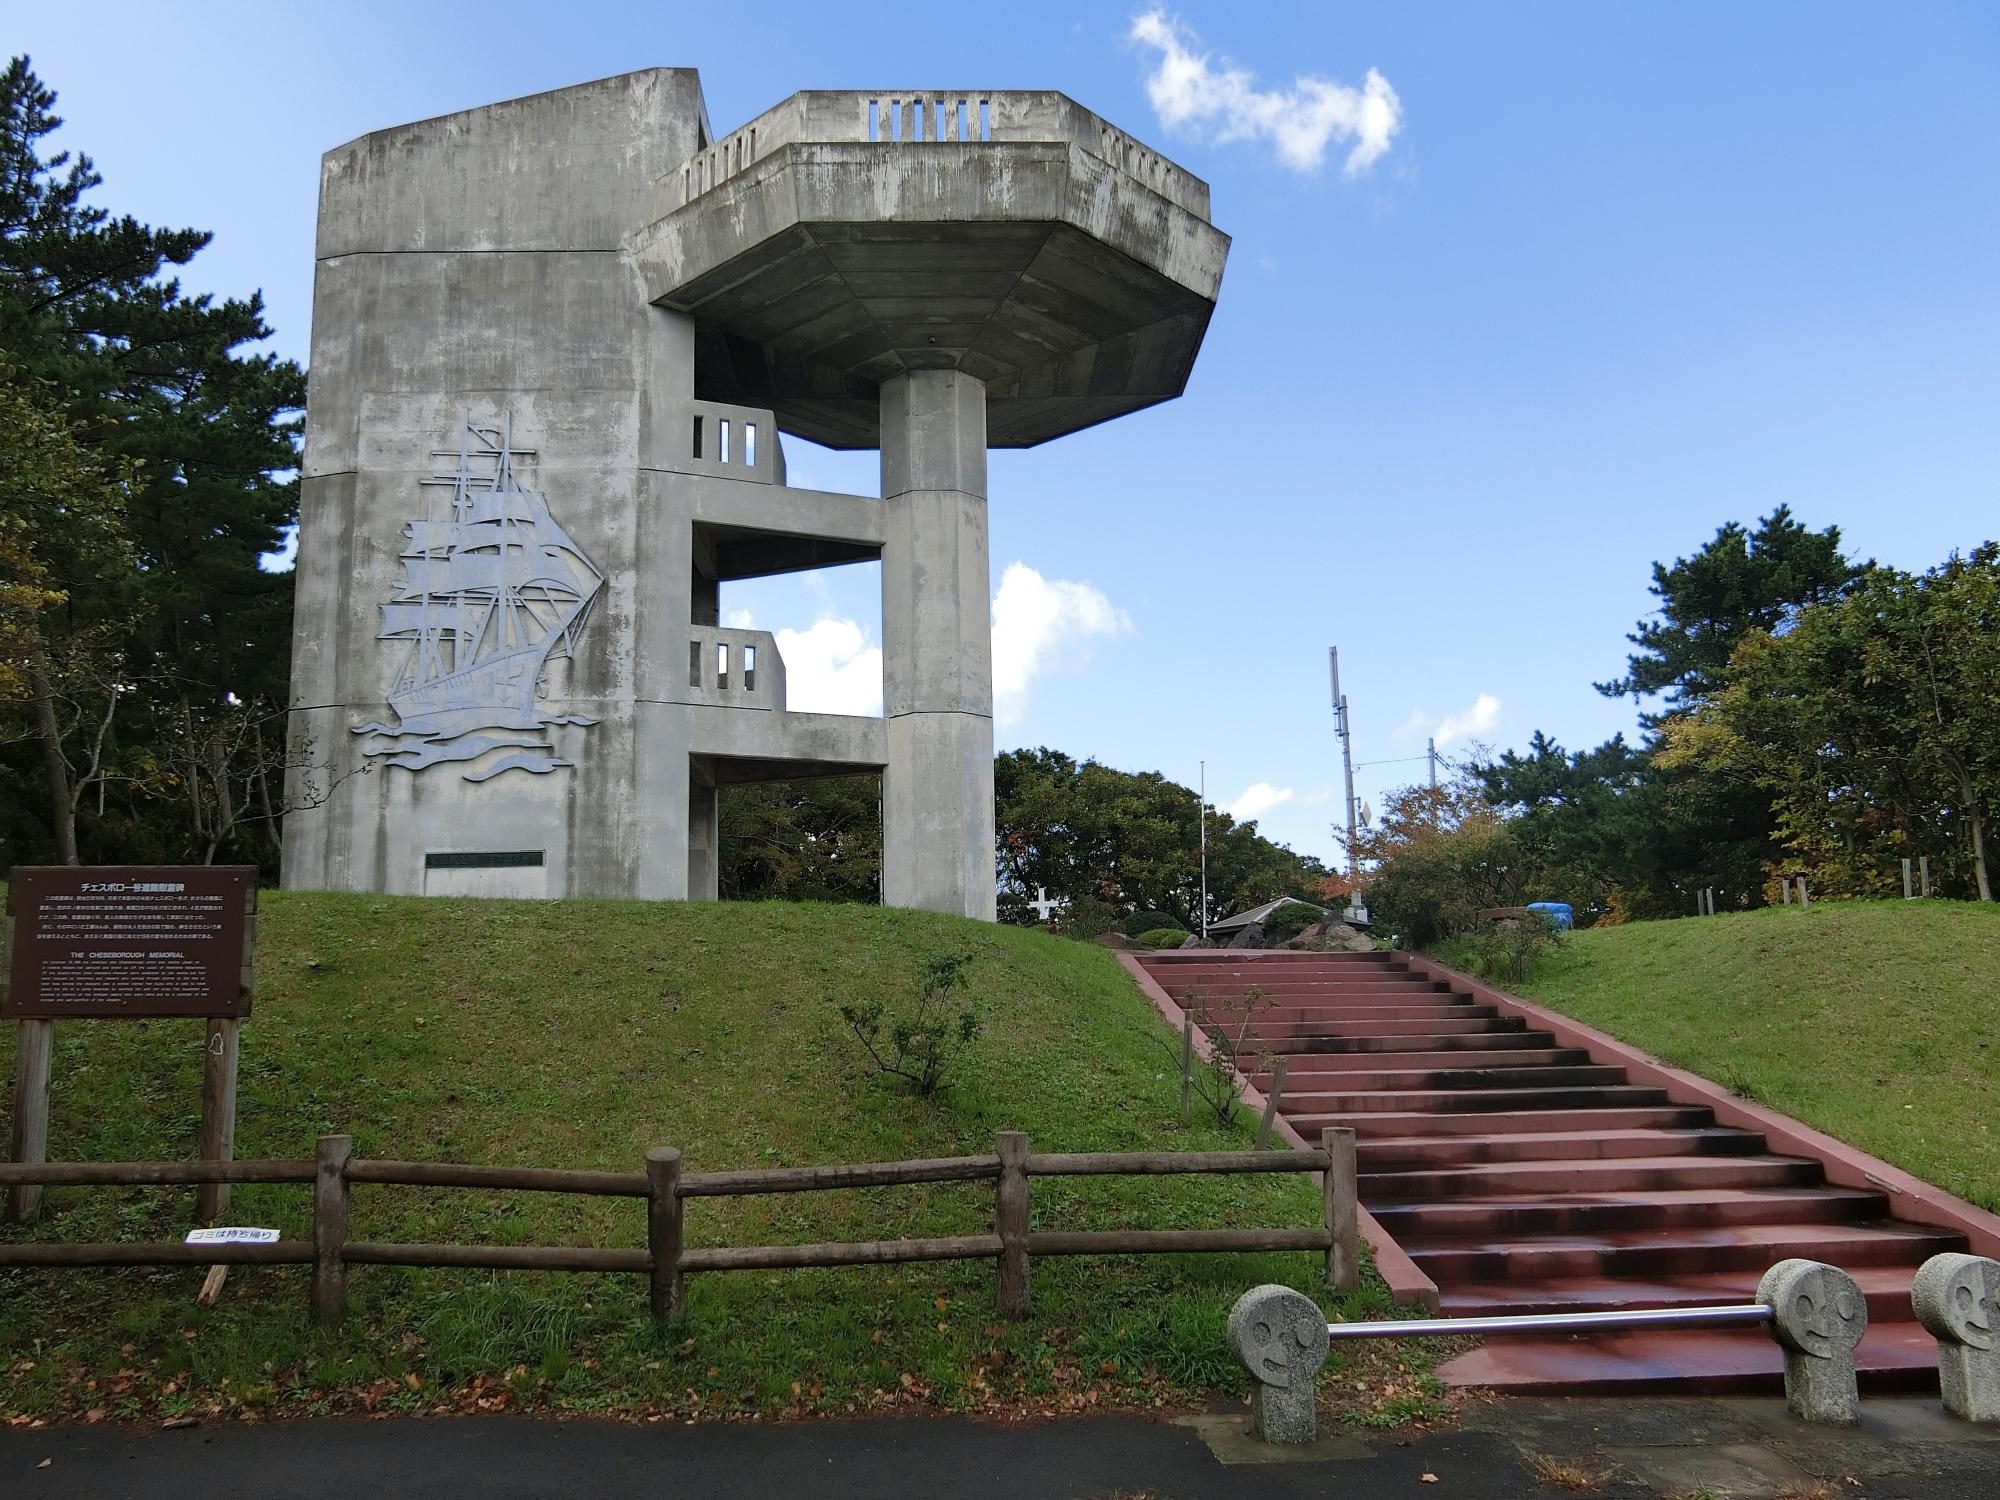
1136;927;1188;950
835;950;981;1096
1261;900;1323;938
1121;909;1186;938
1055;894;1119;940
1470;913;1563;985
1151;984;1276;1126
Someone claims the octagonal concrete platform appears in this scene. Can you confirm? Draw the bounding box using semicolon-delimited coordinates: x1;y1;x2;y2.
630;91;1229;448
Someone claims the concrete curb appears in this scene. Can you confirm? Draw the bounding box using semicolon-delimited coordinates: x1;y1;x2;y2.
1397;952;2000;1260
1115;952;1441;1311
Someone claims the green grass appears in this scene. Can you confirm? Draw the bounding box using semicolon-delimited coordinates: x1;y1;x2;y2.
1488;899;2000;1212
0;893;1442;1425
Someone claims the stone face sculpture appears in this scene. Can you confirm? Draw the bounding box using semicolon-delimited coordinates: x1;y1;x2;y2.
1758;1257;1868;1424
1911;1251;2000;1422
1226;1284;1330;1444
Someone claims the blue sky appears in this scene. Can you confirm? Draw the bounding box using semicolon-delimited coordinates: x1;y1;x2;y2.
17;2;1999;866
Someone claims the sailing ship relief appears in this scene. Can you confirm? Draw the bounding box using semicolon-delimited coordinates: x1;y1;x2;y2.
352;411;603;780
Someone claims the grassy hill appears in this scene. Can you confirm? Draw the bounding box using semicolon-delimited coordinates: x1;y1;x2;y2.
0;894;1422;1426
1500;899;2000;1213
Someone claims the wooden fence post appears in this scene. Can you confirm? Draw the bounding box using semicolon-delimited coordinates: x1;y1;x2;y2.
197;1018;240;1221
996;1130;1030;1319
646;1147;684;1325
1178;1011;1193;1125
7;1019;53;1223
1256;1059;1288;1149
1321;1126;1358;1294
311;1134;352;1325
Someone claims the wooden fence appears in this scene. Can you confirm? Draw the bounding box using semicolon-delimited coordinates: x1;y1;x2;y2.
0;1128;1360;1325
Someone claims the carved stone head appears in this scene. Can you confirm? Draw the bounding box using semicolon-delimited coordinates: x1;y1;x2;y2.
1913;1252;2000;1352
1758;1258;1868;1359
1226;1284;1330;1391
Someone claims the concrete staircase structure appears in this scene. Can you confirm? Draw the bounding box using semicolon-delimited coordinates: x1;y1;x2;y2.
1131;948;1978;1395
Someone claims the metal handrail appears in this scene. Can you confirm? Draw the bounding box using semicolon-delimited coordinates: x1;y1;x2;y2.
1328;1303;1771;1340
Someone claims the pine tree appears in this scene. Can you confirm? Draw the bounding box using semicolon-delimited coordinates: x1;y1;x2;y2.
0;56;306;866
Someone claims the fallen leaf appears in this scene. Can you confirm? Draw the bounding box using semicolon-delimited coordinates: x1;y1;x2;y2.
37;1458;52;1469
1420;1475;1439;1485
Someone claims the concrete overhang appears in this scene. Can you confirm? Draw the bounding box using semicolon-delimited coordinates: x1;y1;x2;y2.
630;94;1229;449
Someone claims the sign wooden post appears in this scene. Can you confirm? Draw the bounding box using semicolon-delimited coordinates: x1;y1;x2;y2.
4;867;256;1224
7;1019;53;1222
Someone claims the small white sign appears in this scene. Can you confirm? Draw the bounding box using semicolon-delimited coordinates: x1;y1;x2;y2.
183;1227;280;1245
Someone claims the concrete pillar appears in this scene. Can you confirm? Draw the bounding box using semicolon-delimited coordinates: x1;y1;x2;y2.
879;369;995;920
687;761;720;901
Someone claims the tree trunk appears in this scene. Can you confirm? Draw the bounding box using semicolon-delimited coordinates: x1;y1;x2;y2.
27;658;78;865
1971;805;1992;903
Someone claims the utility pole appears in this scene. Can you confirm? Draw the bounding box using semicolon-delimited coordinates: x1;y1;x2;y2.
1198;760;1209;940
1329;648;1358;882
1427;737;1438;790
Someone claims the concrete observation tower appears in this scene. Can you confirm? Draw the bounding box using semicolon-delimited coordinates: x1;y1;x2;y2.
283;70;1227;918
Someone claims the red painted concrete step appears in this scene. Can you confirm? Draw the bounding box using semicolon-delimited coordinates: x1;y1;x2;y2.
1270;1047;1594;1075
1435;1322;1943;1395
1281;1084;1675;1115
1401;1220;1961;1281
1358;1153;1825;1197
1355;1127;1768;1167
1279;1030;1559;1055
1368;1186;1886;1236
1289;1105;1717;1137
1439;1264;1923;1321
1256;1064;1628;1094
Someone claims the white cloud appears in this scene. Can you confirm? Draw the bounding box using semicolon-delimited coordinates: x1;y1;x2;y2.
991;562;1131;727
1391;708;1428;741
722;607;756;630
1226;782;1294;822
1433;692;1501;747
770;618;883;718
1128;9;1403;177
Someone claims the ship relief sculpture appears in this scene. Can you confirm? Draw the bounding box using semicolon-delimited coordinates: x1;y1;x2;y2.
352;410;603;780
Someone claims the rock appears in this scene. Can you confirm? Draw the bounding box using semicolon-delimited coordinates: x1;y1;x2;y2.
1759;1258;1867;1424
1225;1284;1330;1444
1090;931;1140;950
1225;922;1265;950
1912;1252;2000;1422
1177;933;1217;950
1285;918;1363;951
1343;933;1377;952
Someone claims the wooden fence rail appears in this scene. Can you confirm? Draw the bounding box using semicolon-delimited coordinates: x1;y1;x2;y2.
0;1128;1360;1326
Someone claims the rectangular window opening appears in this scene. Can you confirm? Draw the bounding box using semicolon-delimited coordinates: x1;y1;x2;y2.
690;414;703;460
742;644;757;691
889;99;901;141
689;639;703;688
744;422;757;468
979;99;991;141
425;850;544;870
716;641;729;690
955;99;967;141
718;418;732;464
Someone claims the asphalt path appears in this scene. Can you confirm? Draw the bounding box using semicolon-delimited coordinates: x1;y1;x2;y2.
5;1399;1997;1499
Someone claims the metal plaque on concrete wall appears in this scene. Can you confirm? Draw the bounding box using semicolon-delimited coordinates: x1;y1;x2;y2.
3;866;256;1019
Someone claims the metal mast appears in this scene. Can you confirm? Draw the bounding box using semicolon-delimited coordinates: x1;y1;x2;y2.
1330;648;1358;881
1198;759;1209;940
